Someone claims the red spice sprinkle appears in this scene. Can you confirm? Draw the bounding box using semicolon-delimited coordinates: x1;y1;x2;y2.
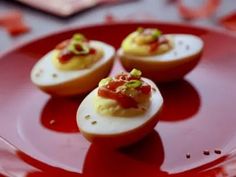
52;73;58;78
178;40;183;45
214;149;222;154
49;120;56;125
91;121;97;125
203;150;210;155
186;45;190;50
186;153;191;159
85;115;91;120
35;73;40;77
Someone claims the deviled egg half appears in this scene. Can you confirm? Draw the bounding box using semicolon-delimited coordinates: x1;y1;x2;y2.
77;69;163;148
31;33;115;96
118;27;204;82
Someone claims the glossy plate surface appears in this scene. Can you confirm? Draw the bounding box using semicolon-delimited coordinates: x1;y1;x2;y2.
0;22;236;177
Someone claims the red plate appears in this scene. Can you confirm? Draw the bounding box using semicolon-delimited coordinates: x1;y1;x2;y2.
1;22;236;177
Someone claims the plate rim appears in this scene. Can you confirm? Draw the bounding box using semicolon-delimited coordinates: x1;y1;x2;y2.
1;21;236;60
1;21;236;176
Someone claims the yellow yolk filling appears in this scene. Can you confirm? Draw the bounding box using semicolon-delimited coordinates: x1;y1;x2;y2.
51;47;104;71
121;31;174;56
94;91;151;117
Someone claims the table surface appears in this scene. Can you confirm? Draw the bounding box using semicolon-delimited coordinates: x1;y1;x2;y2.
0;0;235;52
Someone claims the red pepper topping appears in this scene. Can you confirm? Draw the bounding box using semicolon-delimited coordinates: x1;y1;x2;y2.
89;48;97;55
75;43;83;51
55;34;97;63
149;36;169;53
98;87;138;109
159;36;168;44
138;84;151;95
136;28;169;53
58;50;74;63
98;70;151;109
106;80;126;91
149;41;159;53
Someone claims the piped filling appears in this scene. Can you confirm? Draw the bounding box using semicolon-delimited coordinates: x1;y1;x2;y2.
52;33;104;70
93;69;154;117
121;27;173;56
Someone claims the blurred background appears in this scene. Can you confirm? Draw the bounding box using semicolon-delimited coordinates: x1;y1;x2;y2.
0;0;236;52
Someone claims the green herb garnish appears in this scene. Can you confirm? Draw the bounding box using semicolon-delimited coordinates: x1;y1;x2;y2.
137;27;144;33
72;33;86;42
130;68;142;78
65;33;90;55
68;42;90;55
125;80;142;88
99;77;112;87
152;29;162;38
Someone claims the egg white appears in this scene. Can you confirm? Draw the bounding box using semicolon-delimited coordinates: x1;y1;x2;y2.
118;34;203;62
31;40;115;87
76;78;163;135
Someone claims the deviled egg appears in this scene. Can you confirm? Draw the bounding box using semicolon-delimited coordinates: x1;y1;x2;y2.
118;27;204;82
77;69;163;148
31;33;115;96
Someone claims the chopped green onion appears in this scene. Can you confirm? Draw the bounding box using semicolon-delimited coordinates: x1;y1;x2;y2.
68;42;90;55
117;85;126;92
123;87;139;97
99;77;112;87
125;80;142;88
73;33;86;42
67;43;76;52
137;27;144;33
152;29;162;38
130;68;142;78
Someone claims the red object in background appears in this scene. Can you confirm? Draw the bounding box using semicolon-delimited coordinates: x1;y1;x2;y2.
105;13;117;23
0;10;30;36
219;11;236;31
178;0;221;20
15;0;123;17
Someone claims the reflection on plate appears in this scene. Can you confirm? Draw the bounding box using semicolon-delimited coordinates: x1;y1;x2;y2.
0;22;236;177
41;97;83;133
158;80;201;122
